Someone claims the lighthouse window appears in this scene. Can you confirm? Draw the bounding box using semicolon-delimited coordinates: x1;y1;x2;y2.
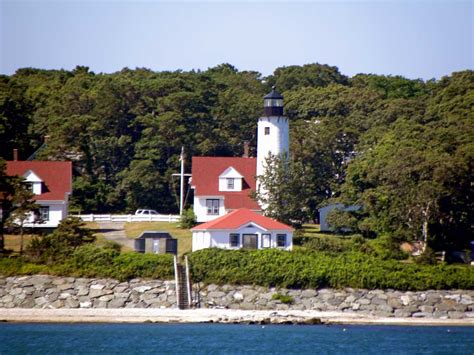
264;127;270;135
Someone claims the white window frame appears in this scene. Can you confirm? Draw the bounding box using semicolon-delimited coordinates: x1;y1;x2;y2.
226;178;235;190
262;233;271;248
39;206;50;221
206;199;220;215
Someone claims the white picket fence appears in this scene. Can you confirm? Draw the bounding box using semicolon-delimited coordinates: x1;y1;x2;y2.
73;214;180;223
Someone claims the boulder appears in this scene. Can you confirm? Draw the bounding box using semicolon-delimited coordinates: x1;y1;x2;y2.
98;295;114;302
448;311;464;319
65;298;80;308
208;291;226;299
89;288;113;299
232;292;244;301
133;286;152;293
107;298;127;308
34;296;48;306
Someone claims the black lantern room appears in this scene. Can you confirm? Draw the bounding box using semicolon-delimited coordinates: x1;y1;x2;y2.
263;86;283;116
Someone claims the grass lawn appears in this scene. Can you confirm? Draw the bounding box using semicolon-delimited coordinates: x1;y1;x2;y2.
301;223;357;239
3;234;35;253
124;222;192;256
4;222;106;254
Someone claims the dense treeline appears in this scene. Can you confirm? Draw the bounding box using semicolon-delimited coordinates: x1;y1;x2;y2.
1;63;472;250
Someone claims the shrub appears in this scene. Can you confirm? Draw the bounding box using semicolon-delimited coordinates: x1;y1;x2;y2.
366;234;408;260
326;209;358;233
415;247;438;265
0;257;49;276
189;248;474;291
272;293;294;304
64;245;174;281
103;240;122;253
1;244;175;281
25;217;95;262
302;236;353;253
179;208;197;229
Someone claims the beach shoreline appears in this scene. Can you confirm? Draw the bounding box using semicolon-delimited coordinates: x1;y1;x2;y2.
1;308;473;326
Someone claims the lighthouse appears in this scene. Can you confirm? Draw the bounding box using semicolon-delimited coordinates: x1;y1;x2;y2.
256;87;290;190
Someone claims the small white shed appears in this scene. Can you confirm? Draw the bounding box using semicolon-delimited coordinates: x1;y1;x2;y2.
191;208;293;252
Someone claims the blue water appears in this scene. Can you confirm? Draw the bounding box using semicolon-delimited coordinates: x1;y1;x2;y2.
0;323;473;354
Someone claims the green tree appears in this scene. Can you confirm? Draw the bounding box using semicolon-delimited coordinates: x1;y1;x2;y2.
27;217;95;262
0;158;16;252
5;177;40;254
342;117;473;250
254;153;310;227
267;63;349;91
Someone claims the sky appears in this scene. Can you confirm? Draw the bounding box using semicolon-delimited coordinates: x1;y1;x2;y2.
0;0;472;79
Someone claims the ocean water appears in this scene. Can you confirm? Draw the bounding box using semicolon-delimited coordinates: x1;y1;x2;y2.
0;323;473;354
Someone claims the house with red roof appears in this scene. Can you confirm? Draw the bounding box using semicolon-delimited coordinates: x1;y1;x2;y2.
6;158;72;228
191;156;260;222
191;208;293;251
191;87;289;222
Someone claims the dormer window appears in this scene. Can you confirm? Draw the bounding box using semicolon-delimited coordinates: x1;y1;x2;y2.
264;127;270;135
23;170;43;195
219;167;243;192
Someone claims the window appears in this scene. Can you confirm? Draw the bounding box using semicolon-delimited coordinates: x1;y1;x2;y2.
206;199;219;215
39;206;49;221
227;178;234;189
229;233;239;247
25;182;33;192
262;233;271;248
264;127;270;135
277;234;286;247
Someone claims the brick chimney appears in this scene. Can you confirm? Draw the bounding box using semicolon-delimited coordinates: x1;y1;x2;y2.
13;149;18;161
243;141;250;158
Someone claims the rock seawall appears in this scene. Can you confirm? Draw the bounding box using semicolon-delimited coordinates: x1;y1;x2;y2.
1;275;473;319
197;284;474;319
0;275;177;309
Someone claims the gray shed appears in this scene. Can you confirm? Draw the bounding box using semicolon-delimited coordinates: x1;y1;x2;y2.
134;231;178;255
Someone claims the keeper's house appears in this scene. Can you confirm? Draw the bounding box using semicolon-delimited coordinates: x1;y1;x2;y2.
6;157;72;228
191;208;293;251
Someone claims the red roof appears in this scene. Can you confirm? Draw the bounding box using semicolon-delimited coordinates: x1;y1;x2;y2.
192;208;293;231
191;156;260;210
6;161;72;201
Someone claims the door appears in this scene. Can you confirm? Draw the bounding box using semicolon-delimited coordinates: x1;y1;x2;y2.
242;234;258;249
152;239;160;254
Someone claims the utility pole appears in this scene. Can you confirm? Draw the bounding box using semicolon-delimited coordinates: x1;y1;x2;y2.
179;146;185;216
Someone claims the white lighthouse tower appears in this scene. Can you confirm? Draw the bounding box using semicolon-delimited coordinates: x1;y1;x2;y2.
256;87;289;193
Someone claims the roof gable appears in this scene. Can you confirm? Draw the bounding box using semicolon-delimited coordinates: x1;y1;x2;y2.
219;166;243;179
6;161;72;201
23;170;43;183
191;208;293;232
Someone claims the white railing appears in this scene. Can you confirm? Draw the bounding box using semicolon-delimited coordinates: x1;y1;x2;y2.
72;214;180;223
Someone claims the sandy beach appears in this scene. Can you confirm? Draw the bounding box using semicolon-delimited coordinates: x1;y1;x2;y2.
1;308;473;326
